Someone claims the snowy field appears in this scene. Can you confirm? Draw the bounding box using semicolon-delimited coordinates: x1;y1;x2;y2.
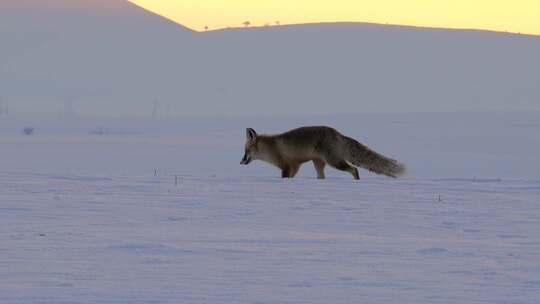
1;172;539;303
1;112;540;303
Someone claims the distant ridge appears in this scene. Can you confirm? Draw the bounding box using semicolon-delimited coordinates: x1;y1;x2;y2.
208;21;540;39
0;0;193;65
126;0;195;32
0;0;193;40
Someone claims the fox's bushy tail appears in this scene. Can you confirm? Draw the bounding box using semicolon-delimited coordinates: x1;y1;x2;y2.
343;137;406;178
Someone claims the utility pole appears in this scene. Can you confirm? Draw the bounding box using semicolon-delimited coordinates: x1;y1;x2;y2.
152;99;159;118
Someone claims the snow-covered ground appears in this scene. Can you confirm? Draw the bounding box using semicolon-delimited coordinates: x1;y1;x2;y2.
1;112;539;303
1;172;539;303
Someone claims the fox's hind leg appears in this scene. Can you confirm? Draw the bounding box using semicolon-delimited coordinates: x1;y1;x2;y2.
324;155;359;180
313;159;326;179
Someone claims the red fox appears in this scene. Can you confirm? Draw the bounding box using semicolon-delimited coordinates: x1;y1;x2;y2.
240;126;406;179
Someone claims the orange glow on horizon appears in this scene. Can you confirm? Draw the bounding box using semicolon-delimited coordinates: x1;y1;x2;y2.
128;0;540;36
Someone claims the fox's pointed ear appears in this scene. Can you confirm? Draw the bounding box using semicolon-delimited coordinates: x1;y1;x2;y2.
246;128;257;142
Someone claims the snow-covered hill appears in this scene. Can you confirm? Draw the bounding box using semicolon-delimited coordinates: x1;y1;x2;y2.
1;1;539;116
0;0;193;60
0;0;195;115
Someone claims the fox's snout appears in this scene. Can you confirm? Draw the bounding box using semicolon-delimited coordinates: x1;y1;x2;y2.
240;153;252;165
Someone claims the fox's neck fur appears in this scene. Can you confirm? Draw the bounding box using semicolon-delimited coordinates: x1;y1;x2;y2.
255;135;284;168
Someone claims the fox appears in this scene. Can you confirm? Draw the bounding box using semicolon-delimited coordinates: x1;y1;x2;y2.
240;126;406;180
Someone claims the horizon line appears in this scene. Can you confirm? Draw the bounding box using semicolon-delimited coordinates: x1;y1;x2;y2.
125;1;540;38
197;21;540;38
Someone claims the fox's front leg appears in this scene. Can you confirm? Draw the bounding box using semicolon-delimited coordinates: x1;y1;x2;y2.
281;167;291;178
289;164;301;178
281;163;300;178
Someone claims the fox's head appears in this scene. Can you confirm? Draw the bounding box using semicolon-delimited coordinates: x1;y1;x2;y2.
240;128;258;165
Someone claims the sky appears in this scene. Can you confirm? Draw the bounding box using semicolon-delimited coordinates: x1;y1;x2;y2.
129;0;540;35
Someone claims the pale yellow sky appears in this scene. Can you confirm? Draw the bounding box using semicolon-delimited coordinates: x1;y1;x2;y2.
128;0;540;35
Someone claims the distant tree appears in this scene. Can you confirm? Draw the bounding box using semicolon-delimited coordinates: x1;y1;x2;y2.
275;21;280;25
264;23;270;27
243;21;251;28
204;25;209;31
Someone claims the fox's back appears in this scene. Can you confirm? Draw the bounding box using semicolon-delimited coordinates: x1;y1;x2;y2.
273;126;342;159
279;126;338;142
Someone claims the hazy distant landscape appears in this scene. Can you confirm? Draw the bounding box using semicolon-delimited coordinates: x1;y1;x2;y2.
1;0;539;117
1;1;540;303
